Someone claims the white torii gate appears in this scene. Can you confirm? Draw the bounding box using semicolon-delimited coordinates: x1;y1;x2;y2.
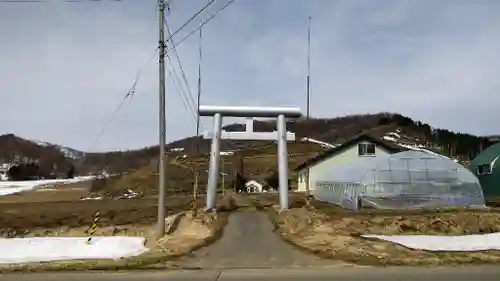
199;105;301;211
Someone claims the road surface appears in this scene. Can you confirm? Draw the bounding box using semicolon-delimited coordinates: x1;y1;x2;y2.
2;266;500;281
179;211;339;268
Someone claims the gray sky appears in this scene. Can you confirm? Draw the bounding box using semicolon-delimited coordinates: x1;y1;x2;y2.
0;0;498;152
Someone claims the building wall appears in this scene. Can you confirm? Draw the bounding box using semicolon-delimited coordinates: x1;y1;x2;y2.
296;141;392;192
470;143;500;198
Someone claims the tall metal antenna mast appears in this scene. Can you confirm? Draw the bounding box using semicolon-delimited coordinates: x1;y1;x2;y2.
305;16;312;202
192;23;203;212
306;15;311;120
196;26;202;143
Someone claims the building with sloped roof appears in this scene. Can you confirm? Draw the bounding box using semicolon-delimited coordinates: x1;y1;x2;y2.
470;142;500;198
294;133;406;192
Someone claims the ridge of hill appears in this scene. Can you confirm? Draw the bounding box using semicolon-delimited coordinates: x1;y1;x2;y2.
81;112;497;175
1;112;496;183
85;112;498;197
0;134;74;177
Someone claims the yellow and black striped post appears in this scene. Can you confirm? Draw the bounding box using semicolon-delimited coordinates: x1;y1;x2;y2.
87;211;100;244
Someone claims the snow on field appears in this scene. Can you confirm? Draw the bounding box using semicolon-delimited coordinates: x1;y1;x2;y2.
0;176;94;196
381;131;460;161
0;236;148;264
363;233;500;252
301;137;337;148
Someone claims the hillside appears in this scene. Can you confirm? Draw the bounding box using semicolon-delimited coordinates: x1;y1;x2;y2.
84;112;498;197
83;112;497;175
0;134;74;178
1;112;496;190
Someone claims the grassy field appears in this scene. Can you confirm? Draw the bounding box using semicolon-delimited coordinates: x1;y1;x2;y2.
4;185;500;268
245;193;500;266
0;192;231;273
0;195;215;234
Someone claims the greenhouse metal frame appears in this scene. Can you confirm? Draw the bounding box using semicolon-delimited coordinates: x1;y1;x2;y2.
313;151;486;210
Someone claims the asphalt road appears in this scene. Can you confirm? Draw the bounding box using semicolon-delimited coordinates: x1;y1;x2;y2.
179;211;336;268
2;266;500;281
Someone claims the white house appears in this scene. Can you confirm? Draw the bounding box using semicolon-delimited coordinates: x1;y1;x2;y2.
0;163;12;181
245;180;264;193
294;134;406;192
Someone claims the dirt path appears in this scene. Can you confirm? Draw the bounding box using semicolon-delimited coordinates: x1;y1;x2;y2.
179;210;349;269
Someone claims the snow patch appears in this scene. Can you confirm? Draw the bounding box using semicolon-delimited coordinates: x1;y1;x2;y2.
29;139;85;159
386;132;401;139
0;236;148;264
363;233;500;252
80;195;103;200
382;136;398;142
115;189;141;199
301;137;337;148
0;176;94;196
382;132;457;161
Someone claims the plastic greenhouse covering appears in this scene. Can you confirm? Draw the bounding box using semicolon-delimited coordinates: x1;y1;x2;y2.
313;151;486;210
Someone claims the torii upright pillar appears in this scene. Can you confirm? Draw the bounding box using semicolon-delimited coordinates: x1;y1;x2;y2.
199;105;301;211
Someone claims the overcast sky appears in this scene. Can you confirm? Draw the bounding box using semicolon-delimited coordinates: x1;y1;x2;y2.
0;0;498;152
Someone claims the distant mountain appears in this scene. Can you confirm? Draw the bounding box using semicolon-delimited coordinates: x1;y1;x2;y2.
1;112;497;180
0;134;74;177
29;139;86;160
94;112;498;197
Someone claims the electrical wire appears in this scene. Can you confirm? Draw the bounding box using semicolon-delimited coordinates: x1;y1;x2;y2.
85;0;160;153
87;47;158;152
165;0;215;43
161;0;236;141
166;64;198;125
166;56;197;120
165;22;197;114
168;0;235;52
164;19;201;132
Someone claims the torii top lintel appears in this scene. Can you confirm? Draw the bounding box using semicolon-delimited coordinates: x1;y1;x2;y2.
198;105;302;118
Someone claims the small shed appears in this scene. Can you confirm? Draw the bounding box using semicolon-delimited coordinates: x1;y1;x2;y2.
470;143;500;198
245;180;263;193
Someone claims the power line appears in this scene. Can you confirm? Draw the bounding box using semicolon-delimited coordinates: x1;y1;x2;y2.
169;0;235;51
165;19;198;122
161;0;237;134
166;62;198;125
165;0;215;43
166;56;198;122
86;0;159;152
87;48;158;152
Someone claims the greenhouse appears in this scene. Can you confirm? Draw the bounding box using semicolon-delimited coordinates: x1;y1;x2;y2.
313;150;486;210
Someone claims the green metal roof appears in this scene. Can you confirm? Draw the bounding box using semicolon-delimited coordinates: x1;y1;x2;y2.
471;142;500;167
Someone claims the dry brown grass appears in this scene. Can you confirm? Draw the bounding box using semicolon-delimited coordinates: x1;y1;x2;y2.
236;193;500;266
0;199;230;273
274;206;500;266
0;195;210;236
85;141;324;198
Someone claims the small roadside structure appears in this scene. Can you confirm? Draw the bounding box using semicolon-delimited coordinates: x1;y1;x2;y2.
245;180;263;193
